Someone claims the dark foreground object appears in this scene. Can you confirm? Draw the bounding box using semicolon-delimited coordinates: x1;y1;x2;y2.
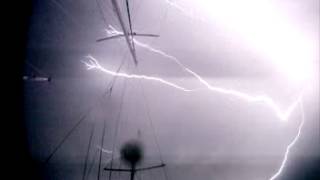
104;140;165;180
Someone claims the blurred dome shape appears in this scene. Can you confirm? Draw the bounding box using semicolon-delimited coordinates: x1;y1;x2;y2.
120;140;144;166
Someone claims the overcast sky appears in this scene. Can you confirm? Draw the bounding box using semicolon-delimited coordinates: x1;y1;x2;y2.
24;0;319;180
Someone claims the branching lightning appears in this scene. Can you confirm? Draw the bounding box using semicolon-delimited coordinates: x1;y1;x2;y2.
83;54;304;179
160;2;309;179
84;53;302;123
87;8;308;179
268;101;305;180
105;25;123;36
83;55;196;92
99;25;303;122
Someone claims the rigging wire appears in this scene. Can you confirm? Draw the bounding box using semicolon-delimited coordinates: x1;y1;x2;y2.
86;149;99;180
44;5;169;179
95;0;133;173
43;108;90;164
108;62;131;180
102;1;170;178
131;0;144;18
125;0;136;54
95;0;110;28
43;51;127;166
25;60;48;77
96;45;130;180
82;124;96;180
97;102;107;180
43;75;117;165
95;39;131;180
115;102;132;178
104;53;128;96
41;0;124;165
128;7;171;175
97;53;129;180
136;67;170;180
94;0;138;171
97;79;122;180
136;0;169;49
38;0;135;178
49;0;78;27
49;0;101;37
93;51;128;180
125;0;134;35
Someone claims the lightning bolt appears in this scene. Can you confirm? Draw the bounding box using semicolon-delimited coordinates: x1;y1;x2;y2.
83;55;197;92
104;25;302;122
83;55;304;179
84;53;301;122
105;25;123;36
160;2;309;179
87;22;306;180
268;101;305;180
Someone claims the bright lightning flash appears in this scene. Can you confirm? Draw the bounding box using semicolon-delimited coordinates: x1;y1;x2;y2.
86;15;309;179
84;54;302;122
97;25;303;122
83;54;304;180
165;0;316;84
162;2;313;179
82;55;196;92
